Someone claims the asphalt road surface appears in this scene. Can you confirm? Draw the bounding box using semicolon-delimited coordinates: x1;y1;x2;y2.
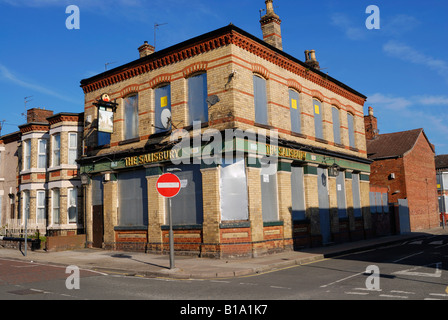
0;234;447;304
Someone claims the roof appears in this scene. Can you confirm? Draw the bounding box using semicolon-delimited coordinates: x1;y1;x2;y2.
435;154;448;170
367;128;434;160
80;24;366;103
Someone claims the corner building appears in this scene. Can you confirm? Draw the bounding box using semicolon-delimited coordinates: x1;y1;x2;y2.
79;3;372;258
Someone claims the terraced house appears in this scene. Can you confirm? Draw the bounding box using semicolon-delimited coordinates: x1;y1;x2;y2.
79;0;372;258
0;108;84;248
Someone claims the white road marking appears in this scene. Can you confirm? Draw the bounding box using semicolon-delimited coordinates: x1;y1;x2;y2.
429;293;448;297
394;262;442;278
391;290;415;295
393;251;424;263
320;271;365;288
380;294;408;299
345;291;369;295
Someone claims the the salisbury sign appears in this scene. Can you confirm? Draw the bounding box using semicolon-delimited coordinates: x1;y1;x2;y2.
123;124;306;168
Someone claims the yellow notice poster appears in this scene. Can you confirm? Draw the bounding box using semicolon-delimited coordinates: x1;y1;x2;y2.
291;99;297;109
314;104;320;115
161;96;168;108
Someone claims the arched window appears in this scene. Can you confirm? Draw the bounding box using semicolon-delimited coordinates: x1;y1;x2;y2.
313;99;323;139
332;107;341;144
289;89;301;134
253;74;268;125
188;72;208;125
154;84;171;133
347;112;356;148
124;94;139;140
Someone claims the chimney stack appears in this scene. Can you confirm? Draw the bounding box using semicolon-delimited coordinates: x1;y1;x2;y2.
138;41;155;58
364;106;378;140
27;108;53;123
260;0;283;50
305;50;320;70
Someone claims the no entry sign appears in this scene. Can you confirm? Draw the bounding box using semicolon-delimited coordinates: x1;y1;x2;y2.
156;173;181;198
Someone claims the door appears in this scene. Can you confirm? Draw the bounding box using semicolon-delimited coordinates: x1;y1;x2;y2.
398;199;410;234
92;176;104;248
317;167;331;244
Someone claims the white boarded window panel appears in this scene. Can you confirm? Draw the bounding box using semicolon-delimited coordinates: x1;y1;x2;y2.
291;166;306;220
220;158;248;221
261;172;278;222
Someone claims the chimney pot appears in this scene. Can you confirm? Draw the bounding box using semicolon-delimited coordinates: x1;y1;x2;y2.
138;41;155;58
364;106;378;140
260;0;283;50
305;49;320;70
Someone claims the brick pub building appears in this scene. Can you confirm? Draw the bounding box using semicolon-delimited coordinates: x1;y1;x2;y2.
365;107;439;231
79;1;373;258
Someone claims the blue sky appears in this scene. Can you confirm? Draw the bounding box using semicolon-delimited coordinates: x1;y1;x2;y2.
1;0;447;154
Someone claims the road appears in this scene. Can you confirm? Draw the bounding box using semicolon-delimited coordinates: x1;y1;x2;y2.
0;234;447;304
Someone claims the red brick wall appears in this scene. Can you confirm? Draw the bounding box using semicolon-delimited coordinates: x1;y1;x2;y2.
403;134;439;230
369;157;406;203
369;132;439;231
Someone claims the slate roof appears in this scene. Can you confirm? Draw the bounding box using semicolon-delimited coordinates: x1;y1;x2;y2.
366;128;433;160
435;154;448;170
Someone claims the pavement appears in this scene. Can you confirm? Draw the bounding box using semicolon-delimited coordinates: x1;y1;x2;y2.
1;227;447;280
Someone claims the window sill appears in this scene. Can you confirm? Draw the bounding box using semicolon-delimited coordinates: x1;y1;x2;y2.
220;221;250;229
263;221;284;227
161;224;202;230
315;137;329;145
183;122;209;131
118;137;140;146
254;123;274;130
291;132;307;139
114;225;148;231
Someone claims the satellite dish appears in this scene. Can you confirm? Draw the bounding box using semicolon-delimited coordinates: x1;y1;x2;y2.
206;95;220;107
161;108;172;129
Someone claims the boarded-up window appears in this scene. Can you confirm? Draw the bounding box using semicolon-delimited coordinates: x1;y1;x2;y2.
369;192;377;214
352;173;362;217
347;113;356;148
92;176;103;206
124;94;139;140
332;107;341;144
188;73;208;125
382;193;389;213
118;170;148;227
261;172;278;222
375;192;382;213
220;158;248;221
336;171;347;218
254;75;268;125
155;84;171;133
289;90;301;134
167;164;203;225
291;166;306;220
313;99;323;139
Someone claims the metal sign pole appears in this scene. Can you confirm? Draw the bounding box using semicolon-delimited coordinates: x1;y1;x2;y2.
169;198;175;270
